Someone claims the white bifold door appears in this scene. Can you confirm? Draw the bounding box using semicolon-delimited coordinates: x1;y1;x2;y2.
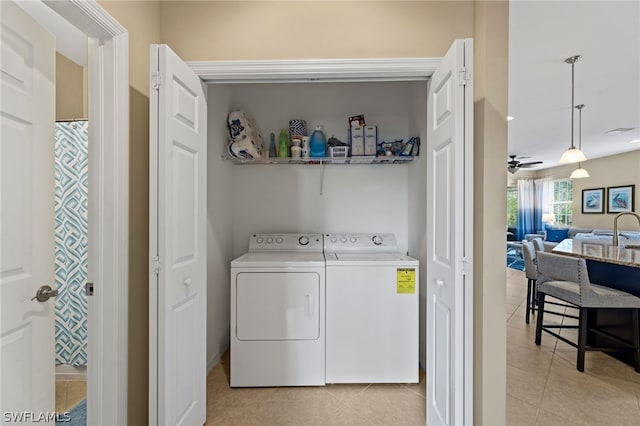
149;44;207;426
1;1;56;419
426;38;474;426
148;38;474;426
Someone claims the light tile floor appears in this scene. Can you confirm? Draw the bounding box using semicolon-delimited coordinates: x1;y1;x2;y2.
506;267;640;425
205;268;640;425
206;351;426;425
55;380;86;413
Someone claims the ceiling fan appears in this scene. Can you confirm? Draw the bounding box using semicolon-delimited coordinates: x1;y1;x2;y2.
507;155;543;174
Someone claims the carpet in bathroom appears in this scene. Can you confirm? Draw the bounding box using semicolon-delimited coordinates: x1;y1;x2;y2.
57;399;85;426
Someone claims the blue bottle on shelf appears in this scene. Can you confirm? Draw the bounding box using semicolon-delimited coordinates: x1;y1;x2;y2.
269;132;277;157
309;125;326;158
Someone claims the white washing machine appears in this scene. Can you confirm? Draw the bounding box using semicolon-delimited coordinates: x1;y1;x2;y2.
230;233;325;387
324;233;419;383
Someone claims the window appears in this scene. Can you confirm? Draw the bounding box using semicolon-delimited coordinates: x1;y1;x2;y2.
507;186;518;228
552;179;573;226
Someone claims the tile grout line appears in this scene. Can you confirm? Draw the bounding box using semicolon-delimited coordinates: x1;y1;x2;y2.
342;395;377;426
535;304;572;424
320;383;367;410
401;383;426;398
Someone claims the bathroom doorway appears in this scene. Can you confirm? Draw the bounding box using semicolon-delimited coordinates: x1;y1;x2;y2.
54;100;89;422
53;41;89;420
0;2;129;424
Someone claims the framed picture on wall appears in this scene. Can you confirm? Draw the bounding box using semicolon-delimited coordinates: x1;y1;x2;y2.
582;188;604;214
607;185;635;213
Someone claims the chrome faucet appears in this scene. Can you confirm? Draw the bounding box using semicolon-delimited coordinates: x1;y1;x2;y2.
612;212;640;247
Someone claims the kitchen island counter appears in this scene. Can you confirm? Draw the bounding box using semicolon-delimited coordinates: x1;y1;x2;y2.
552;238;640;268
551;238;640;369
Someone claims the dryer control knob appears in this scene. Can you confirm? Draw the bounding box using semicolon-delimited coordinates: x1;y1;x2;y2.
298;236;309;246
330;237;338;243
340;236;348;243
276;237;283;244
372;235;383;245
266;237;274;244
256;237;264;244
350;236;357;243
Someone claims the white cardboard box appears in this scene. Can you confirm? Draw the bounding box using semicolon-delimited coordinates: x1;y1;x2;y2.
350;126;365;156
364;126;377;156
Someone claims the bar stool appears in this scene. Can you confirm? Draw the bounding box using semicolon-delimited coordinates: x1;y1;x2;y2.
522;242;577;324
532;237;545;253
522;241;538;324
535;251;640;372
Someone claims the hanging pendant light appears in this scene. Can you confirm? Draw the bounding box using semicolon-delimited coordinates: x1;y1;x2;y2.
570;167;590;178
559;55;587;164
570;104;590;178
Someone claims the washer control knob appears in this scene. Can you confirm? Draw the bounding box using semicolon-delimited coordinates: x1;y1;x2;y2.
276;237;283;244
298;236;309;246
372;235;383;245
266;237;273;244
340;236;347;243
256;237;264;244
350;236;357;243
330;236;338;243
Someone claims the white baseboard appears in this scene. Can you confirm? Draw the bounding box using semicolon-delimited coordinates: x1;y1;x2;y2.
56;364;87;381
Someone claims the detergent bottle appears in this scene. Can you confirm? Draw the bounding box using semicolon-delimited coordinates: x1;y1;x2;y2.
278;129;288;158
309;125;326;158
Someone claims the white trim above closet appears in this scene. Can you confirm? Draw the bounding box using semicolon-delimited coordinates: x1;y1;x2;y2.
188;57;440;83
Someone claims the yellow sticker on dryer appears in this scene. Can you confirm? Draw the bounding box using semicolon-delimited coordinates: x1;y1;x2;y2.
397;268;416;294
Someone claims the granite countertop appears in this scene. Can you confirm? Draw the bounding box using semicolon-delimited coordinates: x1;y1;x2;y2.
552;238;640;268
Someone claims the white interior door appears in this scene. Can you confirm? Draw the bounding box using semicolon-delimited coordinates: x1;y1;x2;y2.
426;38;474;426
1;0;56;418
149;44;207;426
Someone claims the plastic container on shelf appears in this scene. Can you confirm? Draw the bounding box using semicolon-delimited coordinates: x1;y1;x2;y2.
269;133;277;157
309;125;326;158
278;129;289;158
329;146;349;158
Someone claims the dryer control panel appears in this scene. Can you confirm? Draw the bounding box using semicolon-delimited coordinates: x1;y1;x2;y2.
249;233;323;252
324;233;397;252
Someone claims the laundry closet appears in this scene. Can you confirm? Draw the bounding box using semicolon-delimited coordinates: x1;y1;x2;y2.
206;74;429;381
149;40;472;425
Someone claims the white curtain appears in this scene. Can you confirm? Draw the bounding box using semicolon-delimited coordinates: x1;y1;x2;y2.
517;179;536;240
538;177;553;219
517;177;552;240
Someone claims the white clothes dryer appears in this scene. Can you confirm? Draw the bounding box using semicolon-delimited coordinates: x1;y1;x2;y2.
230;233;325;387
324;233;419;384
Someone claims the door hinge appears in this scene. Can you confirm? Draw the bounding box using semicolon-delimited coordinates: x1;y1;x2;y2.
152;256;161;275
85;282;94;296
460;257;469;276
458;68;470;86
151;72;162;90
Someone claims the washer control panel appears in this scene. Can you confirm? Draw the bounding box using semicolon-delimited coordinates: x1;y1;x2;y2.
324;233;397;251
249;233;323;252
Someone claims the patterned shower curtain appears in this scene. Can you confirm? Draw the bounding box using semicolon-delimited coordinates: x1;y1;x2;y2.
55;120;88;366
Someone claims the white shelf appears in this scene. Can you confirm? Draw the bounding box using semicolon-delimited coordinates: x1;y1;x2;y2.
223;155;415;165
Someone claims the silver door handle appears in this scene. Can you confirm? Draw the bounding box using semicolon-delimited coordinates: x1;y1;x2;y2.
31;285;59;302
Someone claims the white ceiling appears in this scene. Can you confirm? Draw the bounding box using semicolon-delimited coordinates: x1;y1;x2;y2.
508;1;640;171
